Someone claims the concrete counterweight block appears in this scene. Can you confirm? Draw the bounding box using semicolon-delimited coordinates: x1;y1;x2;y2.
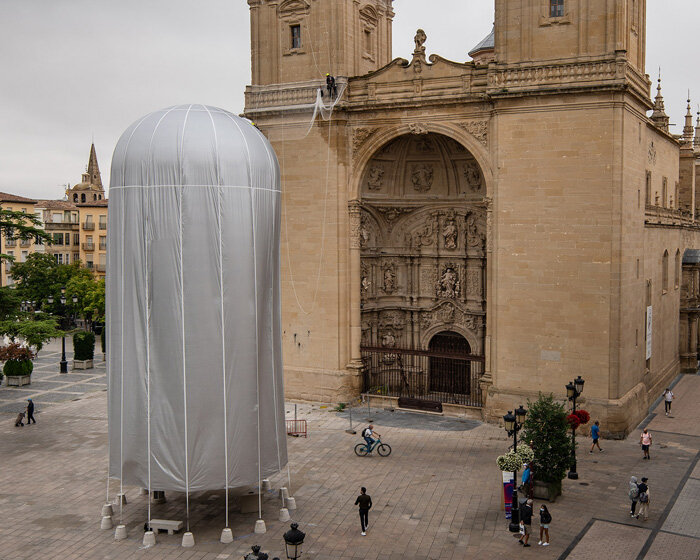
100;516;113;530
279;487;289;500
182;532;195;547
152;490;166;504
139;487;149;495
220;527;233;543
102;503;114;517
115;493;127;505
142;530;156;547
285;496;297;510
279;508;290;522
254;519;267;534
114;524;127;540
261;479;271;491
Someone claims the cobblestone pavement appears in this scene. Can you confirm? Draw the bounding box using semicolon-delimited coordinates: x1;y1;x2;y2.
0;373;698;559
0;336;106;414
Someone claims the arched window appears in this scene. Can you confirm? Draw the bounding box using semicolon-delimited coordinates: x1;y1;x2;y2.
675;250;681;289
93;194;97;201
550;0;564;18
73;193;78;202
81;193;86;203
662;250;669;293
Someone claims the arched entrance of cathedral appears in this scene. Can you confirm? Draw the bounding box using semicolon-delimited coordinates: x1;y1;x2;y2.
358;132;486;412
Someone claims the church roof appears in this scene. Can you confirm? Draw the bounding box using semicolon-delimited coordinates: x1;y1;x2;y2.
36;199;77;210
76;199;108;208
468;26;494;58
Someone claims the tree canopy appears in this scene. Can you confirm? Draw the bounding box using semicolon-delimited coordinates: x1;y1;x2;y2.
0;208;52;263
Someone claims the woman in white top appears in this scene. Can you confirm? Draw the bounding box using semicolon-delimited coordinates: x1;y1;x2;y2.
662;388;674;416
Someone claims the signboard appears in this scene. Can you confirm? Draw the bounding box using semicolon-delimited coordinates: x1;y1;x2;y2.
646;306;652;360
502;471;514;518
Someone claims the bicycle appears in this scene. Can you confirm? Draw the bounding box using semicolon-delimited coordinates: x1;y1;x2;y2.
354;438;392;457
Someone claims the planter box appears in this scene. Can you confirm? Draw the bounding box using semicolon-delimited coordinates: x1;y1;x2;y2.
6;374;31;386
72;359;94;370
532;480;561;503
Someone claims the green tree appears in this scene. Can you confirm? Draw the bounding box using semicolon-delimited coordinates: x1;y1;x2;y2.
0;286;21;319
0;208;52;263
66;275;104;328
0;316;63;353
521;394;572;484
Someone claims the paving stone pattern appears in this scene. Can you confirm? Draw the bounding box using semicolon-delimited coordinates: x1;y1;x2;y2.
0;369;698;559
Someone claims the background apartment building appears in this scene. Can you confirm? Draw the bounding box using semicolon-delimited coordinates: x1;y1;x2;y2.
0;192;44;286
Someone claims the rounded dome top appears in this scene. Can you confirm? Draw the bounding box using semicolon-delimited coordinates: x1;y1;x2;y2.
110;104;279;191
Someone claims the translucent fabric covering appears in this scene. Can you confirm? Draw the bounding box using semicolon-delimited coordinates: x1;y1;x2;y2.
107;105;286;492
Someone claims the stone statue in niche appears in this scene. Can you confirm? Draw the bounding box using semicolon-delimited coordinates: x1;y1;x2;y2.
381;331;396;348
436;267;460;299
442;215;458;249
367;166;384;191
361;275;371;295
464;162;482;192
411;216;436;247
382;266;397;294
359;224;370;248
414;28;427;52
466;213;485;249
411;163;434;192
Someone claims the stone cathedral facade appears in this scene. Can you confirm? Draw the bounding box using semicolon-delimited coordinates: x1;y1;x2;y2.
245;0;700;435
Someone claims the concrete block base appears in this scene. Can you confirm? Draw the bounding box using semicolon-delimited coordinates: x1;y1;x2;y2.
114;524;127;540
100;516;113;530
142;530;156;547
181;532;195;547
279;487;289;500
115;493;127;505
254;519;266;534
286;496;297;510
279;508;290;522
262;479;271;491
220;527;233;543
101;503;114;517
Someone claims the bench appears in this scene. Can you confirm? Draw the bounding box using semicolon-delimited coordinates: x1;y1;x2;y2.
147;519;183;535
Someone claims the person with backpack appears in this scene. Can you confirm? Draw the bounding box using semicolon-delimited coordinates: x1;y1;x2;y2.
538;504;552;546
640;429;652;460
362;424;380;453
628;476;640;517
662;388;674;415
517;498;533;547
636;477;650;520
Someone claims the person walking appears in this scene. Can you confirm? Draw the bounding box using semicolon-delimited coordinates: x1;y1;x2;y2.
26;398;36;424
538;504;552;546
636;477;650;521
640;429;652;460
355;487;372;536
628;476;640;517
662;388;674;416
518;498;533;547
589;420;603;453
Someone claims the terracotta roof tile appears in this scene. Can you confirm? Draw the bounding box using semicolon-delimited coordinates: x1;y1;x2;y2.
0;191;38;204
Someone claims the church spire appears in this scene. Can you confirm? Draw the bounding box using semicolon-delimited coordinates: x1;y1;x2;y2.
85;143;103;188
694;108;700;150
650;72;670;132
682;94;695;144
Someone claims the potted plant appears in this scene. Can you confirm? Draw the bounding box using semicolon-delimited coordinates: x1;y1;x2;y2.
0;343;36;386
72;331;95;370
521;394;572;502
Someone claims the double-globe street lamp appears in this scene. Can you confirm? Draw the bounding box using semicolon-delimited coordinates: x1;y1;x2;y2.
47;287;78;374
503;404;528;532
565;375;585;480
244;522;305;560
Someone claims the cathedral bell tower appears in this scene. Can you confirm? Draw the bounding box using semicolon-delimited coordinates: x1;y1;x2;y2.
247;0;393;87
494;0;646;73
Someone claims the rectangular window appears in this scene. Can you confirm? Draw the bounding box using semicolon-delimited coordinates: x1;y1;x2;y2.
364;30;372;55
6;251;13;271
53;233;63;245
87;260;94;269
74;233;80;246
99;236;107;250
20;251;27;262
52;212;62;223
99;215;107;229
56;254;63;264
645;171;652;205
73;252;80;264
291;24;301;49
34;235;43;245
550;0;564;17
662;177;668;208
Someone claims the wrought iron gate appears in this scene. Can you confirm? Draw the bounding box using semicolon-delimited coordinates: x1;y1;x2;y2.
360;345;485;408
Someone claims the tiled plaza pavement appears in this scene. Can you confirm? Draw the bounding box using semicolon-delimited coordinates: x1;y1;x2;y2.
0;336;106;414
0;373;698;560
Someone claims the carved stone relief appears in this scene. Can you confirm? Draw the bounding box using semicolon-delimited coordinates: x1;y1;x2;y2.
458;120;488;146
353;127;378;154
349;202;362;249
466;269;481;295
411;163;434;192
408;122;429;135
381;262;398;294
436;266;460;299
466;212;486;251
361;262;370;297
411;214;437;247
367;165;385;191
442;213;458;249
463;162;483;192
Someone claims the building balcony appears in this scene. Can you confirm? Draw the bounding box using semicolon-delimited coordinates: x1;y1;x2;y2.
99;243;107;251
96;264;106;273
82;243;95;251
20;239;31;247
83;222;95;230
5;240;16;247
45;222;79;231
99;223;107;230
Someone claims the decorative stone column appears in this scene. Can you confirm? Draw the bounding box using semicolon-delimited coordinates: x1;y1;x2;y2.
479;196;493;400
347;201;364;392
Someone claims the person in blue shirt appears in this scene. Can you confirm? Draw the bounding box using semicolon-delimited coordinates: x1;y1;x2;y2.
589;420;603;453
521;463;532;497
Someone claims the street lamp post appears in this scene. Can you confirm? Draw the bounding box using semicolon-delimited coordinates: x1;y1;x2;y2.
504;404;528;532
283;523;306;560
566;376;585;480
48;287;69;373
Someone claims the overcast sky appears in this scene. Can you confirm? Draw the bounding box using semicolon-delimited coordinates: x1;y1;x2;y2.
1;0;697;199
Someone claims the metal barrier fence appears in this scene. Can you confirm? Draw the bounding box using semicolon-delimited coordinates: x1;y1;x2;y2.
286;419;307;437
360;346;485;408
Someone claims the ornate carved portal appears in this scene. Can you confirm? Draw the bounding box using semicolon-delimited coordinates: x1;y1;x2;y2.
359;133;486;405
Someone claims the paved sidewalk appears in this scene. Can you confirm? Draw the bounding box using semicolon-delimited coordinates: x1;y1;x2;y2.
0;336;106;414
0;374;698;559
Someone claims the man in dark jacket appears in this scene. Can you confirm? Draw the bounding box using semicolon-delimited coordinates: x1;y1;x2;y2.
354;487;372;536
518;498;533;547
26;399;36;424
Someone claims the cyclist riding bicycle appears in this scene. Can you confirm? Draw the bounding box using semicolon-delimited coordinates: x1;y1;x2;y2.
362;424;380;452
